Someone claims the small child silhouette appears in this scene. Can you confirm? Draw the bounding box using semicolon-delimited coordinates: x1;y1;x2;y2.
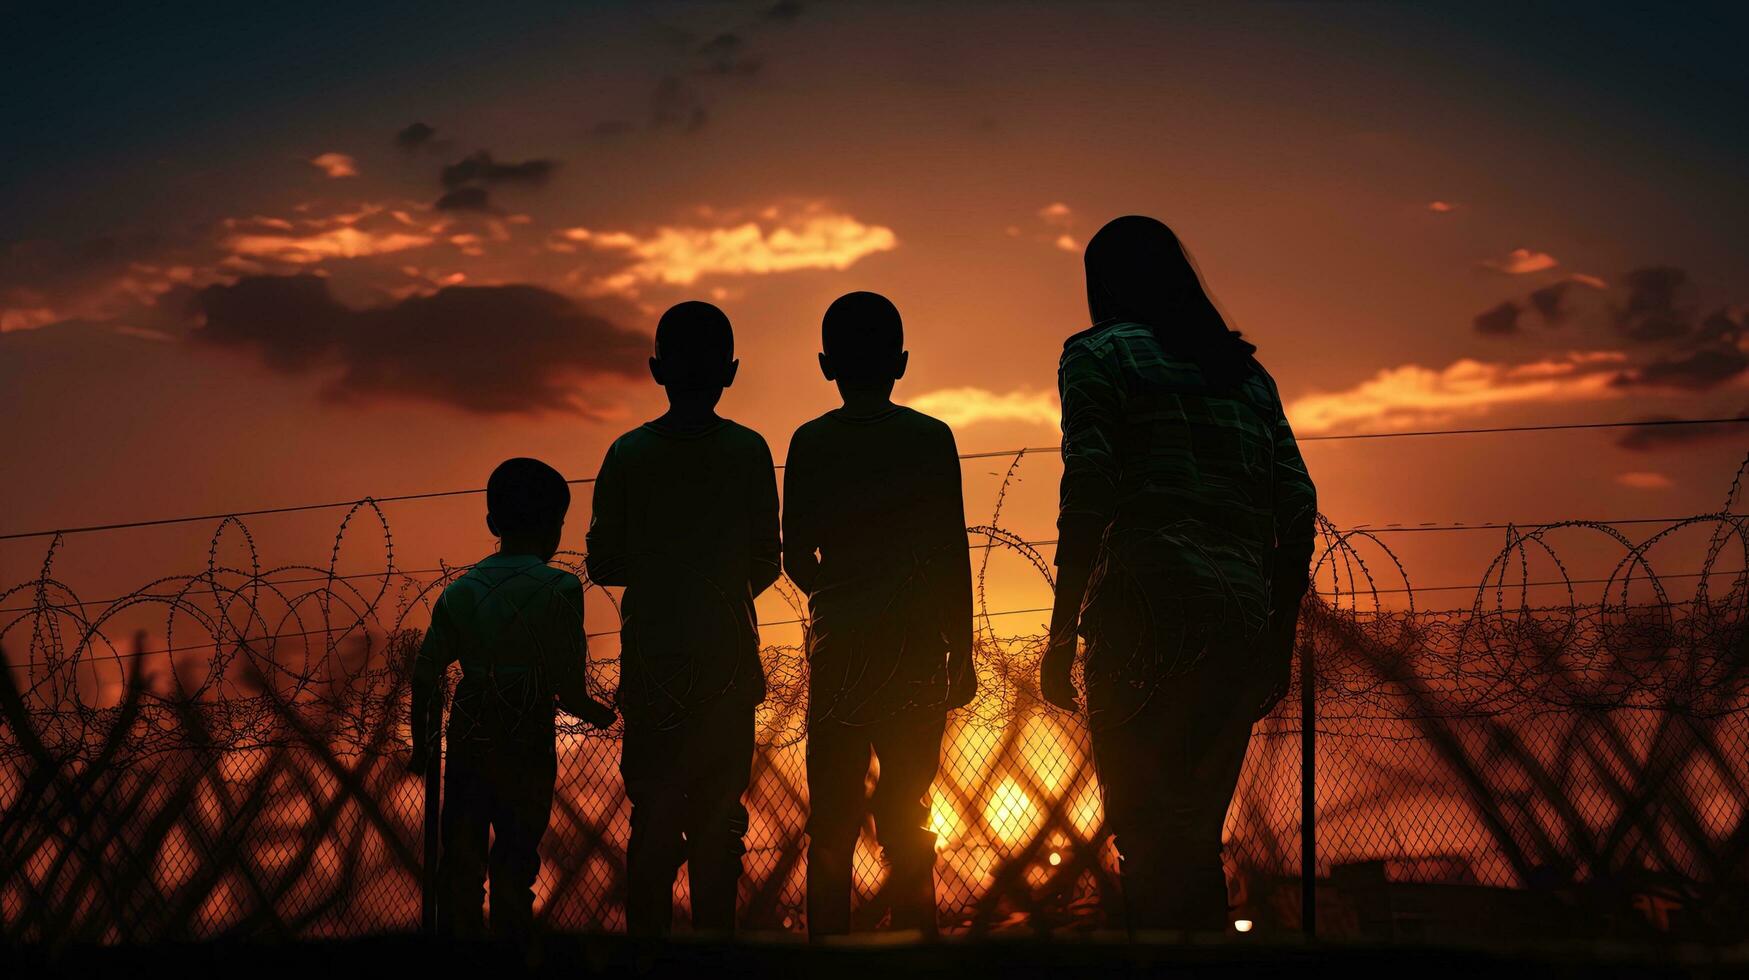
410;457;616;941
586;301;780;937
783;291;975;938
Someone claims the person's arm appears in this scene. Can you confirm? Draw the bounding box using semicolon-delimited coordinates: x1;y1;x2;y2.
1042;342;1124;710
409;594;459;772
1043;563;1094;711
548;575;616;729
1269;384;1318;601
780;432;821;596
749;436;782;599
938;425;977;709
584;443;629;588
1257;378;1318;716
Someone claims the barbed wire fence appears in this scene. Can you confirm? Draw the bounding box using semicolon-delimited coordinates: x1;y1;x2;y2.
2;442;1747;944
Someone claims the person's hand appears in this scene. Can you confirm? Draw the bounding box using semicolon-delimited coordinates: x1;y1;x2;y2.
1253;652;1291;720
576;698;618;730
1039;630;1080;712
1253;600;1302;720
946;660;978;710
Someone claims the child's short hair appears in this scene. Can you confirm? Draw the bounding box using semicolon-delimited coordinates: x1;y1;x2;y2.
822;291;903;385
486;457;570;536
654;301;735;388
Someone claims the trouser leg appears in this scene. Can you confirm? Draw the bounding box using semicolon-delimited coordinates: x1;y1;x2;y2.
1173;685;1260;927
803;826;858;937
622;722;686;937
1090;661;1255;933
625;805;685;936
1092;700;1198;932
685;699;754;934
437;752;491;939
487;753;556;941
1128;709;1252;931
805;720;869;938
868;711;947;935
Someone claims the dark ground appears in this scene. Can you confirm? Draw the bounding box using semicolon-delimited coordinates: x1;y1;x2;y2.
10;933;1749;979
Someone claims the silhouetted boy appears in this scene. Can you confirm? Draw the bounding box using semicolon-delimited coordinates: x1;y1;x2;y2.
586;301;780;936
783;291;975;937
410;457;617;941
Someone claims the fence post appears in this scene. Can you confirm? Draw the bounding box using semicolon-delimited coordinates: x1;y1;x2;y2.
420;684;443;935
1299;624;1316;939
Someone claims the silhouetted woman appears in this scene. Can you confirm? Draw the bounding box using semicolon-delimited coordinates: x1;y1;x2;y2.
1041;215;1317;932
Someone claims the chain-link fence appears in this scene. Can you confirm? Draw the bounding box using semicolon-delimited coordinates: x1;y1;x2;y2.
4;463;1747;943
5;597;1743;942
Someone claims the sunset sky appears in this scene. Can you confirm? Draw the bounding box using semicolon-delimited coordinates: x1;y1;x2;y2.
4;1;1748;638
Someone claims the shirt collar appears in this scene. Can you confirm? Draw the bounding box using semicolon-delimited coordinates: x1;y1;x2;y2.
477;552;547;568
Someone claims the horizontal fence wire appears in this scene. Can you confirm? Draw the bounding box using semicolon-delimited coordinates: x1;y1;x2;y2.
5;414;1747;543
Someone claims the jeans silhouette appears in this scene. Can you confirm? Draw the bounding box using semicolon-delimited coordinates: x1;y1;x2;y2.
437;750;556;939
805;709;946;935
1086;646;1256;932
621;694;754;935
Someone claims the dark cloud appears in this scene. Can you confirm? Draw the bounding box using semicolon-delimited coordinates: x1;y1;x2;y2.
1477;266;1705;346
1617;409;1749;451
696;33;762;75
434;186;492;212
1613;346;1749;390
623;9;790;138
1697;308;1745;345
1624;310;1690;343
1471;267;1748;393
1622;266;1688;317
591;119;636;139
1617;265;1693;341
192;275;647;415
1527;281;1572;324
4;233;161;287
395;121;437;150
440;151;559;189
651;75;709;131
1473;300;1521;336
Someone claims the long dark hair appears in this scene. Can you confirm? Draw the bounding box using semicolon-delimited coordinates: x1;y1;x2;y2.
1083;215;1256;389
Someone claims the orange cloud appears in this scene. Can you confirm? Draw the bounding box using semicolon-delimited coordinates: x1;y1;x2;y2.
0;306;59;332
224;207;439;265
4;201;467;339
1286;351;1628;434
1616;471;1673;490
308;153;359;179
559;204;896;293
1021;202;1081;252
1480;248;1559;275
908;387;1060;430
2;258;219;333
